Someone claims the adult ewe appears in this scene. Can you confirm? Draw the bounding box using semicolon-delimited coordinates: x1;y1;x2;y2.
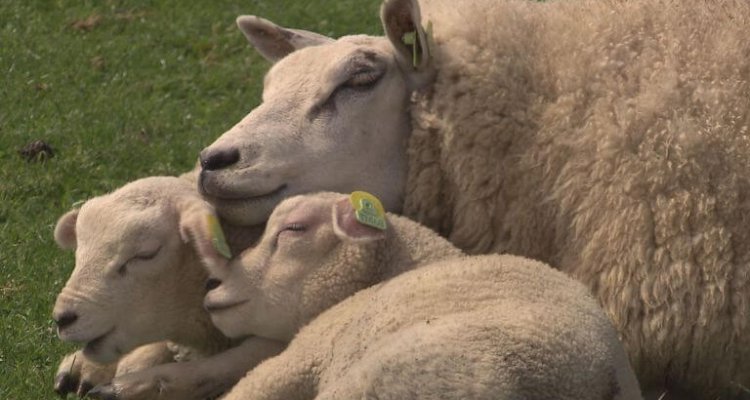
52;176;283;400
197;0;750;397
189;192;641;400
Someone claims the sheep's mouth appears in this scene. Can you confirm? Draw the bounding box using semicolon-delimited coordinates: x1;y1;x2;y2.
223;184;287;203
198;166;288;202
201;178;288;204
204;299;249;313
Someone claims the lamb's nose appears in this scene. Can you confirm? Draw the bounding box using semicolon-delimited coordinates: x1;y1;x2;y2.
205;278;222;291
53;311;78;330
200;148;240;171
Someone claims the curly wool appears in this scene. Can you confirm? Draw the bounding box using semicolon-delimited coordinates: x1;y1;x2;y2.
403;0;750;396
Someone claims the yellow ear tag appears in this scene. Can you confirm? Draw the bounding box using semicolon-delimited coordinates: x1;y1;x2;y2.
401;21;432;69
349;191;387;231
206;214;232;259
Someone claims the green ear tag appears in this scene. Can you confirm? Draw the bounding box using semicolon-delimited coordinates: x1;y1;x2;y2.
402;32;418;68
401;21;432;69
349;191;387;230
206;214;232;259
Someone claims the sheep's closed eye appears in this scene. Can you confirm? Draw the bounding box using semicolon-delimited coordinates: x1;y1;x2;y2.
275;223;306;247
134;246;162;261
116;246;162;276
342;68;384;90
308;56;386;119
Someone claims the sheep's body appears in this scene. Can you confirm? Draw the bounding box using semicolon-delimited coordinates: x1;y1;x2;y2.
198;0;750;396
403;0;750;397
229;256;641;400
198;193;640;400
52;176;280;400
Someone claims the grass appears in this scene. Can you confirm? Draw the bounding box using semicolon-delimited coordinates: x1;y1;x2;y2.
0;1;381;398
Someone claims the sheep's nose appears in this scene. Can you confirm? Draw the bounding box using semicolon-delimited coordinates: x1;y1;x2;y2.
53;311;78;330
205;277;222;291
200;148;240;171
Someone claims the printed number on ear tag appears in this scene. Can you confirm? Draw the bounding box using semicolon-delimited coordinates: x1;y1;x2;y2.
206;214;232;259
349;191;387;231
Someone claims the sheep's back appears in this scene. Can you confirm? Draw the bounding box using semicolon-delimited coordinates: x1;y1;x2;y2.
405;0;750;395
294;255;636;398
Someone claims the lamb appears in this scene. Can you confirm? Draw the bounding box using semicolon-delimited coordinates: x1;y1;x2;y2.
187;191;642;399
52;176;283;400
196;0;750;397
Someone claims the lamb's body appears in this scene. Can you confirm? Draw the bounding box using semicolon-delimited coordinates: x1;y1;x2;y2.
404;0;750;396
227;256;641;400
201;193;640;400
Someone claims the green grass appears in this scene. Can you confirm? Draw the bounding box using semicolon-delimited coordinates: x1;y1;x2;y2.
0;1;381;398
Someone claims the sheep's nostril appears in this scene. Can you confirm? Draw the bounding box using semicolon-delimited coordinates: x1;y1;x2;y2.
54;311;79;330
205;278;222;291
200;148;240;171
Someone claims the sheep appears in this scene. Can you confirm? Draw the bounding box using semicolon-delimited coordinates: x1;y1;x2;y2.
196;0;750;397
52;176;284;400
188;191;642;400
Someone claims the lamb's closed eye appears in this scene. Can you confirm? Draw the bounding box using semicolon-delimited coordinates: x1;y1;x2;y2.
116;246;162;276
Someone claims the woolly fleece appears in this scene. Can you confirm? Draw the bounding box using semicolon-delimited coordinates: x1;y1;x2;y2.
401;0;750;396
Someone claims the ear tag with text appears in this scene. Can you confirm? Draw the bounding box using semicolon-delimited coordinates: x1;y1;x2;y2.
206;214;232;259
350;191;387;231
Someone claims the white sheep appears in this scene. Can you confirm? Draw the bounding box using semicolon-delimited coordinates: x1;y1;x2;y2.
52;176;283;400
197;0;750;397
190;192;641;400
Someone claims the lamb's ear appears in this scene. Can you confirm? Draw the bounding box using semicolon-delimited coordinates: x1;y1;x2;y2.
236;15;334;63
54;209;79;250
177;198;230;270
381;0;434;88
332;198;387;243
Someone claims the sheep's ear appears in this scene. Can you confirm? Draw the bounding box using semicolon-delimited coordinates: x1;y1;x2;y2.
177;199;230;270
381;0;434;88
236;15;334;63
332;198;387;243
54;209;79;250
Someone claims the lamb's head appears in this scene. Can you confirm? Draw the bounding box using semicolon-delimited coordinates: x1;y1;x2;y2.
191;192;395;342
199;0;432;225
52;177;217;363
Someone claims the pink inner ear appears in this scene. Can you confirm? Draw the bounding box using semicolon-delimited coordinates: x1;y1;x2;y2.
54;210;79;250
333;198;386;241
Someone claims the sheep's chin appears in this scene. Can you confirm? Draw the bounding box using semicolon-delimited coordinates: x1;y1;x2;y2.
208;305;253;340
200;181;290;226
81;329;122;364
209;195;286;226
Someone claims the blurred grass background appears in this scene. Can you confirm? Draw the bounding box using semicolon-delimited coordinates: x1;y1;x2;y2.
0;1;381;397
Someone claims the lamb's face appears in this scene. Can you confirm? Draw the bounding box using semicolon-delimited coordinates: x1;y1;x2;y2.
201;192;386;342
52;178;205;364
199;4;433;226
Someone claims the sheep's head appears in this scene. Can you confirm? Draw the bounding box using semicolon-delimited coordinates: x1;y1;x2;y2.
191;192;389;342
52;177;217;363
199;0;432;226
